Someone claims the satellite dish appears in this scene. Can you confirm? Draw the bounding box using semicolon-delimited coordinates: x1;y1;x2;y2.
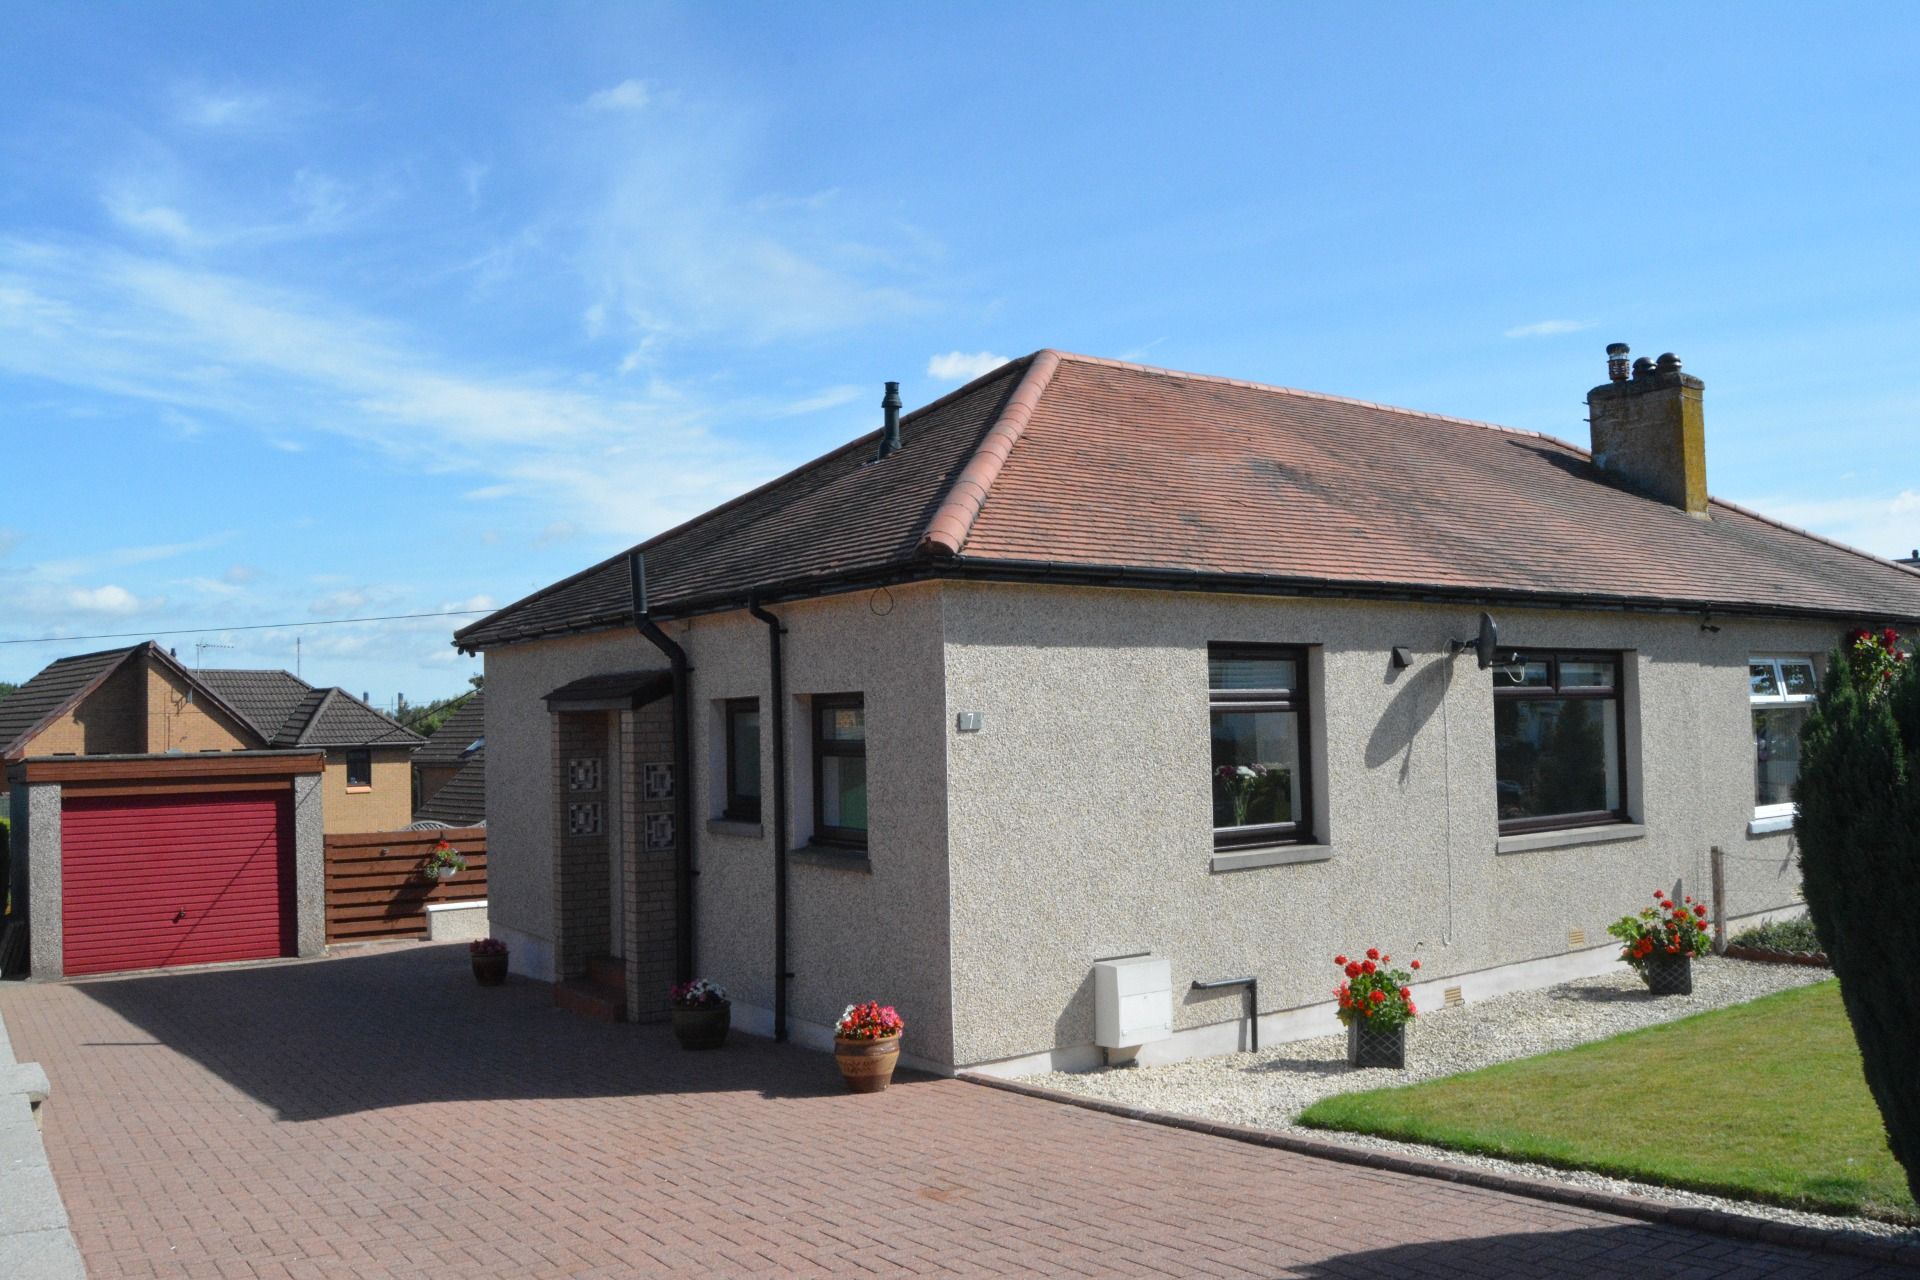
1451;613;1500;669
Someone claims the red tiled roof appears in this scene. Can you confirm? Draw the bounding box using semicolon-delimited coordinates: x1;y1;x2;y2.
455;350;1920;650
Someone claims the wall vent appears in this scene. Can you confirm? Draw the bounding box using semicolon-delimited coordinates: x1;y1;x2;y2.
1443;986;1465;1008
1567;927;1588;948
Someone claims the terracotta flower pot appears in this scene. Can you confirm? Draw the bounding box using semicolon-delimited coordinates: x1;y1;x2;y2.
834;1032;901;1093
1346;1020;1406;1069
1642;951;1693;996
672;1002;731;1050
471;952;508;986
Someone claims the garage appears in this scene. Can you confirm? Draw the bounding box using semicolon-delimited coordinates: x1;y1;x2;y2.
7;751;327;979
61;791;294;976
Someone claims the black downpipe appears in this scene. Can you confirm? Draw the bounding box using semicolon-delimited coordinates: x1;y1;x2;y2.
629;551;695;984
1191;976;1259;1052
747;598;791;1041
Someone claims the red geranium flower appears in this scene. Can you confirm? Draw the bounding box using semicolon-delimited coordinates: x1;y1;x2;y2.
1694;905;1707;917
1369;990;1385;1004
1366;948;1380;961
1410;959;1421;970
1362;960;1376;974
1334;955;1348;966
1345;962;1362;978
1399;987;1411;998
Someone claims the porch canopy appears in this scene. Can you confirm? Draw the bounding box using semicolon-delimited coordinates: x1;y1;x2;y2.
541;670;673;713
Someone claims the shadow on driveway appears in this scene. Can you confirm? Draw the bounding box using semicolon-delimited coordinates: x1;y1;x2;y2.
69;942;923;1120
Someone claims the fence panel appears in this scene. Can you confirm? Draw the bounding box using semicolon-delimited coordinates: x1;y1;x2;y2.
323;827;487;943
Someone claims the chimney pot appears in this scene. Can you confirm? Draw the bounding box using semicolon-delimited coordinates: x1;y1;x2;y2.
1605;342;1630;383
1631;357;1655;379
1655;352;1683;374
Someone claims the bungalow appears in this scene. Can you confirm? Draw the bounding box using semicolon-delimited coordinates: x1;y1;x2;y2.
454;346;1920;1074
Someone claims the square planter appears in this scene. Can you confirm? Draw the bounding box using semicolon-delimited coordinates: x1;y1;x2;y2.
1346;1020;1406;1069
1642;951;1694;996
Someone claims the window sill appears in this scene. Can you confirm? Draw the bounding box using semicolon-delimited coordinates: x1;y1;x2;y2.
1496;823;1646;855
345;786;372;794
1210;844;1333;873
1747;814;1795;836
790;843;872;873
706;819;764;840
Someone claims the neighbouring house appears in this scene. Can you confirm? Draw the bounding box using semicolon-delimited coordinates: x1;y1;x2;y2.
2;644;423;979
453;346;1920;1075
1898;549;1920;568
411;692;486;827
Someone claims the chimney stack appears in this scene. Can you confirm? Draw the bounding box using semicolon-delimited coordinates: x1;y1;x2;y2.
874;381;903;461
1587;343;1709;520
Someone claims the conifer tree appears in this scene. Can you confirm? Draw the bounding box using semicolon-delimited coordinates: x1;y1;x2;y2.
1795;629;1920;1204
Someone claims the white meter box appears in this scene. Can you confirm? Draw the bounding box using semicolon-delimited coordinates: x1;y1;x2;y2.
1092;955;1172;1048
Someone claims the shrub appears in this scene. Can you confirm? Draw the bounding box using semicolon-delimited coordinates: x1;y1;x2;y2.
1331;947;1420;1029
1730;914;1822;953
1795;627;1920;1205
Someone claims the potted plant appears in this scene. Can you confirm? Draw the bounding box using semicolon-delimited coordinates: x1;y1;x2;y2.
469;937;508;985
422;839;467;882
1609;889;1711;995
1332;948;1419;1068
669;978;730;1050
833;1001;904;1092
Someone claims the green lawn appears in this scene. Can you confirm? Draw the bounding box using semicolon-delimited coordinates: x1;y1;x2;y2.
1298;980;1916;1223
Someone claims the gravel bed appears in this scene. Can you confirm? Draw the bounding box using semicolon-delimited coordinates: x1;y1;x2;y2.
1034;959;1918;1241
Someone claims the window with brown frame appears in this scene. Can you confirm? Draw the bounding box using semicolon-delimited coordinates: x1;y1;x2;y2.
811;694;866;847
1209;645;1312;848
345;748;372;789
1492;651;1626;833
723;698;761;823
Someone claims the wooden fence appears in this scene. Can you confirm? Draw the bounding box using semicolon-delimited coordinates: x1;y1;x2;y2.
323;827;488;943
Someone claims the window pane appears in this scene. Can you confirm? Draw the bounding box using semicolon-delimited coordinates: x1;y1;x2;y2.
1559;659;1614;689
1754;705;1809;807
730;708;760;800
1493;659;1551;689
1495;697;1619;821
820;704;864;743
1209;655;1296;693
820;754;867;831
1748;662;1779;697
1780;661;1818;698
1210;709;1301;828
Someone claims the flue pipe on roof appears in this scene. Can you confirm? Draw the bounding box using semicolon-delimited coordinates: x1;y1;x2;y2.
875;381;903;460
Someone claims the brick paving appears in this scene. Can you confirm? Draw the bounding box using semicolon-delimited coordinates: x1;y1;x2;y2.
1;943;1913;1280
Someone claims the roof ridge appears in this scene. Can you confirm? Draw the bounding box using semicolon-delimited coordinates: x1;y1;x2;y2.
0;646;142;761
919;350;1063;556
1702;494;1920;592
1046;349;1591;454
454;356;1034;649
295;687;336;746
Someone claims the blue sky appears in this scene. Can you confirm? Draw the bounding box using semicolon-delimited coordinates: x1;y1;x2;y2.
3;4;1917;703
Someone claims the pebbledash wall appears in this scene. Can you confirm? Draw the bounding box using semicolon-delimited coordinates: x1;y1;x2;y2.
483;577;1833;1074
940;581;1829;1071
482;582;957;1066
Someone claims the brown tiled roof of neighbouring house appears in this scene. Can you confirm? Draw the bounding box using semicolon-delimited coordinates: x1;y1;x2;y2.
0;646;139;760
413;751;485;826
411;693;484;767
455;350;1920;651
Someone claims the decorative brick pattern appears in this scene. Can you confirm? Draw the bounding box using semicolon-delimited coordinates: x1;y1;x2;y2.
0;950;1905;1280
622;700;678;1022
566;801;603;836
566;757;602;792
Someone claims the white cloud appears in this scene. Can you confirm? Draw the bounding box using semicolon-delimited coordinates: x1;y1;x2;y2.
1737;490;1920;560
224;564;259;584
1503;319;1593;339
535;521;578;547
464;484;514;501
309;588;371;614
63;584;147;615
173;86;291;131
106;198;198;247
774;385;863;417
927;350;1008;382
0;239;776;537
585;80;651;112
0;529;18;558
33;534;231;581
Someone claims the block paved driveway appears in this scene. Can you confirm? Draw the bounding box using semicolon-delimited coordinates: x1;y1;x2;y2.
2;944;1913;1280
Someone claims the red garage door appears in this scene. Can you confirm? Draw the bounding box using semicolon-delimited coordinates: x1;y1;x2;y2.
62;790;293;976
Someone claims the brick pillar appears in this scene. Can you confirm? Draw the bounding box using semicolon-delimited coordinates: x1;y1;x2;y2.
623;700;679;1022
552;711;612;978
